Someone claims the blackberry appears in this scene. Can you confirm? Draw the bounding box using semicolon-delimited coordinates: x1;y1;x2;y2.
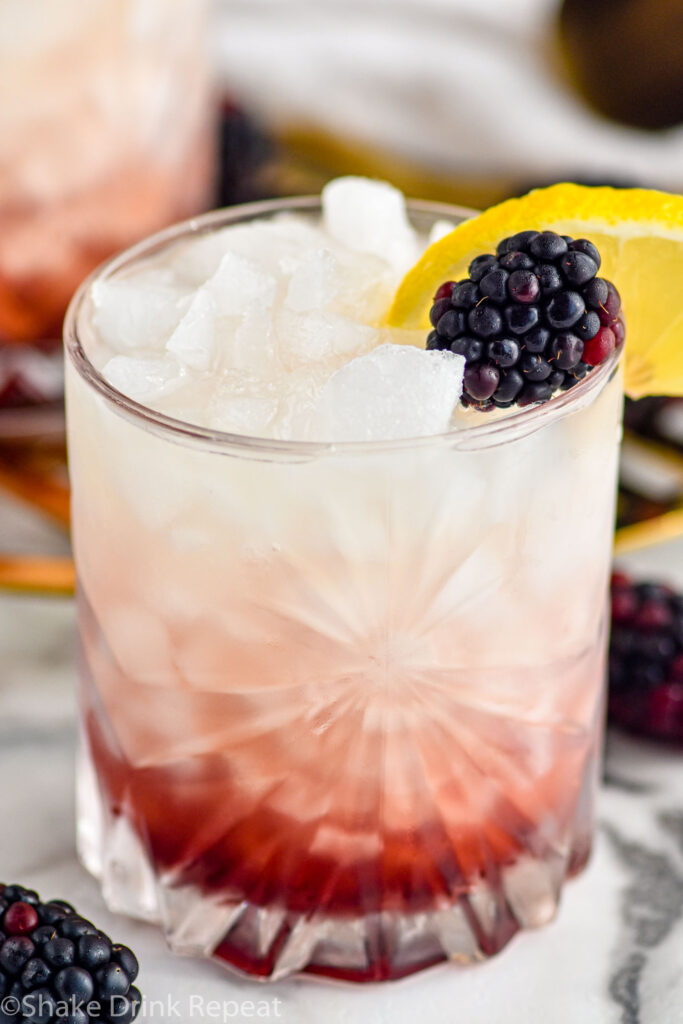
2;891;38;909
464;364;499;402
468;255;497;282
583;325;616;366
0;938;34;976
546;290;585;329
429;298;451;327
570;238;601;268
3;906;38;938
598;281;622;324
59;921;97;943
613;318;626;347
0;886;141;1022
504;303;539;335
480;268;509;303
433;281;455;302
487;338;520;368
575;311;601;341
425;229;624;409
54;968;94;1003
28;930;55;951
434;308;464;339
523;325;551;353
452;280;479;308
518;381;553;406
110;947;138;984
77;937;111;973
583;277;609;309
493;368;524;405
21;987;56;1024
529;231;568;260
43;939;75;970
559;250;598;286
38;906;70;928
467;303;502;338
21;959;51;991
449;336;483;361
550;333;583;370
609;573;683;743
508;269;540;304
520;352;552;381
535;263;563;295
499;250;534;272
95;963;129;999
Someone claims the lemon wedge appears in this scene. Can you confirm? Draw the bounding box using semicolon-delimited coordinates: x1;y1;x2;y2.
388;183;683;397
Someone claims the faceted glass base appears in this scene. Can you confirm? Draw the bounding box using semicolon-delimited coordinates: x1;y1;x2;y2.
77;738;593;982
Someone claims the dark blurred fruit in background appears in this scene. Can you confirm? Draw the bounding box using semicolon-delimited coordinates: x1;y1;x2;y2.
559;0;683;129
609;573;683;744
217;101;275;207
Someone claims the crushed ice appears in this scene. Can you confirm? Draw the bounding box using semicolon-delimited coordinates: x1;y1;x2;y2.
91;177;465;441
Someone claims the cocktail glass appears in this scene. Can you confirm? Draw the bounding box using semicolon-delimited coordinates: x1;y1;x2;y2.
64;198;623;982
0;0;213;436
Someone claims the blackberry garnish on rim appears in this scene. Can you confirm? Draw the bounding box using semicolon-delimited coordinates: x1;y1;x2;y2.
426;230;625;410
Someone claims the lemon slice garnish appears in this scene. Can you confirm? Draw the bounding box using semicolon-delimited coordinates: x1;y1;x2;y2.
388;183;683;397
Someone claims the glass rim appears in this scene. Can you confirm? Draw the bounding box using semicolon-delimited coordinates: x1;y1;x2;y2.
64;194;623;459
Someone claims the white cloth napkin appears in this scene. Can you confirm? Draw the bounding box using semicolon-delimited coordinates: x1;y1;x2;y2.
213;0;683;192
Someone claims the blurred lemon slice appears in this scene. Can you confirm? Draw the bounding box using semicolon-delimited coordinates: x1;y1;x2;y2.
387;183;683;397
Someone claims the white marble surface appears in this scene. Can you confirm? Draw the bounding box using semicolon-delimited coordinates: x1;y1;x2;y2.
1;508;683;1023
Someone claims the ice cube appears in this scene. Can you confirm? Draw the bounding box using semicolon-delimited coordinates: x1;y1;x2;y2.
91;269;190;352
322;177;420;274
277;310;377;371
284;248;339;312
166;287;216;370
102;353;184;402
272;366;332;440
259;215;332;275
220;301;279;374
428;219;456;245
173;217;328;286
171;229;236;287
101;605;179;688
209;393;279;436
315;343;465;442
283;242;395;323
208;251;277;317
168;250;278;372
208;373;279;436
151;373;216;425
329;249;396;322
225;216;329;275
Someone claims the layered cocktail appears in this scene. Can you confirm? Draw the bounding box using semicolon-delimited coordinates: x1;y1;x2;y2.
65;180;624;981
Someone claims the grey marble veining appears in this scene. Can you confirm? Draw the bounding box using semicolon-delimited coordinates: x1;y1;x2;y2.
1;570;683;1022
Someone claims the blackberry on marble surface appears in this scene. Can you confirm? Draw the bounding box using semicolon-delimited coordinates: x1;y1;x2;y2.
0;885;141;1022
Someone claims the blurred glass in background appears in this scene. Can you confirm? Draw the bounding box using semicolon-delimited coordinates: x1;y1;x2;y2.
0;0;213;433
